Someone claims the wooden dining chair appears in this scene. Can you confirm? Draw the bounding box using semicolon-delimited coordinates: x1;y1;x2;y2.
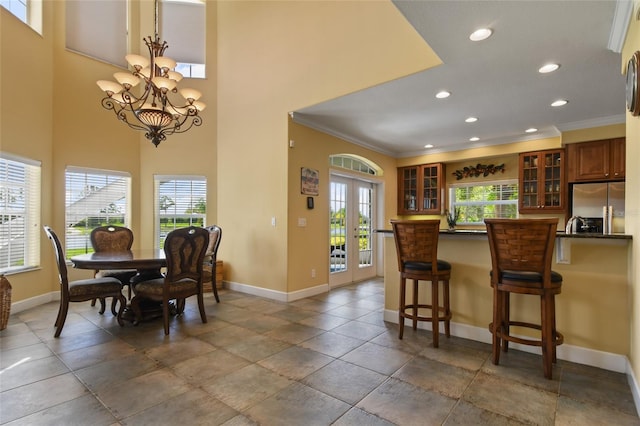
90;225;137;315
485;218;564;379
130;226;209;335
43;226;126;337
391;219;452;348
202;225;222;303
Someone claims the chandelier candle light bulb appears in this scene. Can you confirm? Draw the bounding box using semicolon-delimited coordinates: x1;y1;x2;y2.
97;33;205;147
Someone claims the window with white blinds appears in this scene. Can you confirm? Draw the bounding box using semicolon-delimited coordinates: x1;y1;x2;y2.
0;153;41;274
65;167;131;258
154;175;206;248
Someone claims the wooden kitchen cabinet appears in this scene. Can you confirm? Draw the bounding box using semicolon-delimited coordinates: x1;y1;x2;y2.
397;163;443;215
567;138;625;182
519;149;566;213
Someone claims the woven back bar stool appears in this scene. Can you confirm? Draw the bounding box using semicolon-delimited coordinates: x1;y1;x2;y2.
391;220;452;348
484;218;564;379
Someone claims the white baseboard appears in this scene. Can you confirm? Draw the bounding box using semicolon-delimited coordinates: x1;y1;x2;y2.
383;309;628;373
627;362;640;417
9;292;59;314
223;281;329;302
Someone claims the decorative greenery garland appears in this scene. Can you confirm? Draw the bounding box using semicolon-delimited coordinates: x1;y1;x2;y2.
452;163;505;180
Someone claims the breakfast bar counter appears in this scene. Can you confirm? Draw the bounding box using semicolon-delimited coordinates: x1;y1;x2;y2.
379;228;632;371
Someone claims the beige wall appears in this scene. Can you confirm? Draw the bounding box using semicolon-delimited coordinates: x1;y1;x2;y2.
216;0;438;293
287;120;397;292
623;0;640;384
1;4;54;301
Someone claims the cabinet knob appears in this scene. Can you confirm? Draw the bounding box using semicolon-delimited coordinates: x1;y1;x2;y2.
614;172;619;176
605;173;609;177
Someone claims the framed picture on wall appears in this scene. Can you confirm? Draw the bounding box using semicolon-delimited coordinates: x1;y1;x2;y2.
301;167;319;195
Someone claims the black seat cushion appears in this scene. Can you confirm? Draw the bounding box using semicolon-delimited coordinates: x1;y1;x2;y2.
492;270;563;283
404;260;451;272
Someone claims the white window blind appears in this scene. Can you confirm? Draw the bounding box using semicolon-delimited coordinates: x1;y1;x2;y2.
0;153;41;273
65;167;131;258
65;0;127;67
154;175;206;248
160;0;206;78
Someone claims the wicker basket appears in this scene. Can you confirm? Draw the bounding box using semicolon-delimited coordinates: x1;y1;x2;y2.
203;260;224;293
0;274;12;330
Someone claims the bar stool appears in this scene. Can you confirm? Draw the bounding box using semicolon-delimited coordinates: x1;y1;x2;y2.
391;219;452;348
484;218;564;379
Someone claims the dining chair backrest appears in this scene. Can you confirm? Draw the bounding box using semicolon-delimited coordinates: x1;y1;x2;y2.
485;218;558;286
164;226;210;283
90;226;134;252
43;226;69;289
204;225;222;259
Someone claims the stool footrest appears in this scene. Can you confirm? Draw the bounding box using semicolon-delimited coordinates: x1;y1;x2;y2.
401;304;452;322
489;320;564;347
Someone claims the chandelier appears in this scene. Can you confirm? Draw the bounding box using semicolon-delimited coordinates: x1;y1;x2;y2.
96;6;205;147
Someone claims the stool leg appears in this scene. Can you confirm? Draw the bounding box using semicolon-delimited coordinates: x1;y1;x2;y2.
443;279;450;338
502;291;510;353
492;286;502;365
399;276;406;339
432;278;439;348
541;293;554;379
412;279;419;331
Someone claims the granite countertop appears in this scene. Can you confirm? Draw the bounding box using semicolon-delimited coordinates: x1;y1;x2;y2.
375;229;631;240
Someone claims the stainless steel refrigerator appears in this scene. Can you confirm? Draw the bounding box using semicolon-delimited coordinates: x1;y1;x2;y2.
571;182;625;233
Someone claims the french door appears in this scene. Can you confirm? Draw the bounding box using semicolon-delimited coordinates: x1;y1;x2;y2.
329;175;376;287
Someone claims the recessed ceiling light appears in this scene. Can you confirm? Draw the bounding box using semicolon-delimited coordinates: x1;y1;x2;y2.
551;99;568;107
469;137;480;142
424;144;434;149
469;28;492;41
465;117;478;123
525;128;538;133
435;91;451;99
539;63;560;73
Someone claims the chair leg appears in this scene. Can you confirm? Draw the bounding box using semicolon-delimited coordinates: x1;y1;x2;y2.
90;298;97;307
162;299;170;335
443;279;451;338
398;277;406;339
197;293;207;324
431;278;439;348
115;295;126;327
98;298;106;315
412;279;419;331
212;279;220;303
54;298;69;338
130;296;143;326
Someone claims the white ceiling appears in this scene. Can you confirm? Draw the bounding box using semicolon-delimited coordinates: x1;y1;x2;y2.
292;1;633;158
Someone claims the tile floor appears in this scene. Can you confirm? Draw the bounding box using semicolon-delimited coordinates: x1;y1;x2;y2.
1;277;639;425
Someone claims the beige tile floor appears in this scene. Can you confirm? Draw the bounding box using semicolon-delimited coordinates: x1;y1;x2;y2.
1;277;639;425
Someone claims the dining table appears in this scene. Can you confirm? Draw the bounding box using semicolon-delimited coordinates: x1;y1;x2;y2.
70;249;169;323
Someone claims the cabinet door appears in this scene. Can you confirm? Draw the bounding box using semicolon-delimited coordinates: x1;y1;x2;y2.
421;163;442;213
567;140;610;181
519;152;540;211
398;166;419;214
611;138;625;180
519;150;565;213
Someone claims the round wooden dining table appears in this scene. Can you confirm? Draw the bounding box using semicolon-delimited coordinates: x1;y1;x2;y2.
70;249;168;323
70;249;166;272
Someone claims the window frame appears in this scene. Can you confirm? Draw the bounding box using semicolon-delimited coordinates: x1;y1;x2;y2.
64;166;131;259
154;175;207;249
449;179;519;225
0;152;41;274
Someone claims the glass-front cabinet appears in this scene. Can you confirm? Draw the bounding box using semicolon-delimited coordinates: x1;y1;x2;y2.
519;149;565;213
398;163;443;214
